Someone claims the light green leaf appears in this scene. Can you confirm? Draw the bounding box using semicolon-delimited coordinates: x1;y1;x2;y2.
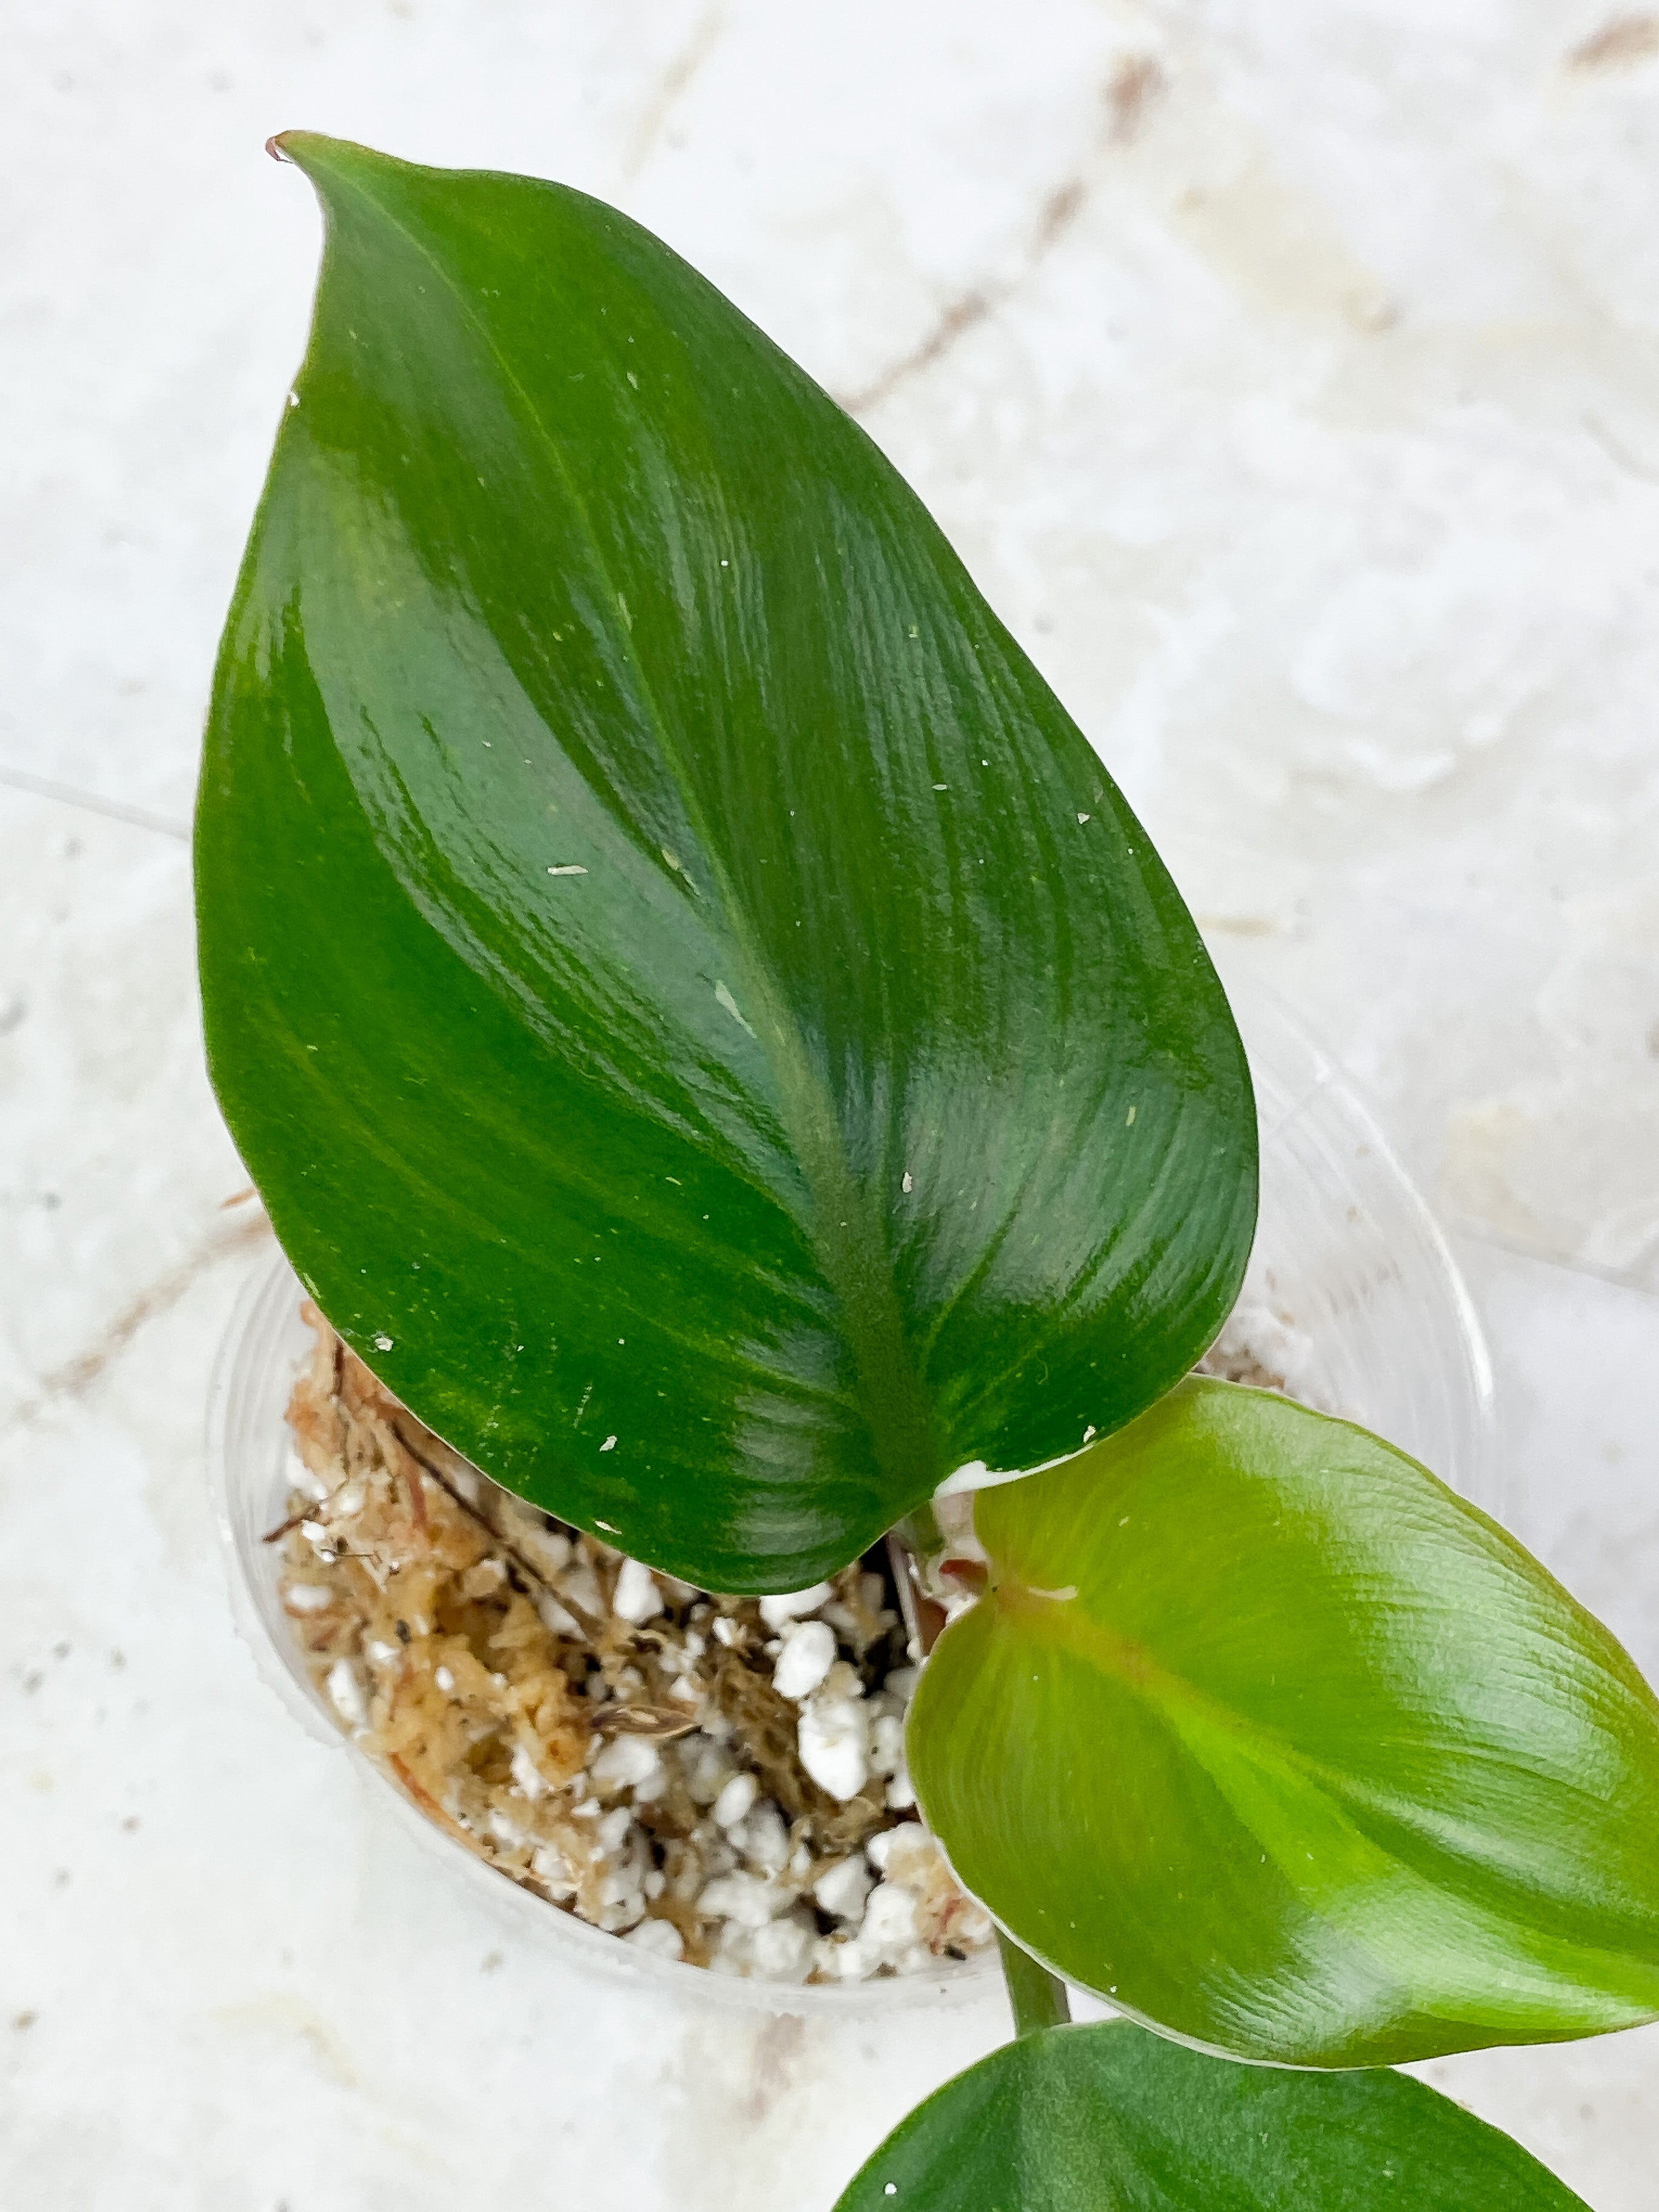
195;138;1254;1591
909;1378;1659;2064
833;2021;1591;2210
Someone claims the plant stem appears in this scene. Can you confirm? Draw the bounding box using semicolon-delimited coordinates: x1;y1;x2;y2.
896;1500;946;1566
997;1930;1071;2038
891;1503;951;1658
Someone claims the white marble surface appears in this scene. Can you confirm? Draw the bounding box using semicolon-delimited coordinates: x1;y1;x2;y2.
3;2;1658;2204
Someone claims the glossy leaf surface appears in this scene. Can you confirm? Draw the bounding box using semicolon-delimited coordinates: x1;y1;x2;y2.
195;137;1255;1590
833;2021;1589;2210
909;1378;1659;2064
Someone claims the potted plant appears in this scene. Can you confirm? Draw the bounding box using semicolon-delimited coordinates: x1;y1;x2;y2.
196;135;1659;2207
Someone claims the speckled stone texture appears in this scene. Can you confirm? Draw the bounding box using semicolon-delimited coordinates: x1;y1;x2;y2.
2;4;1657;2206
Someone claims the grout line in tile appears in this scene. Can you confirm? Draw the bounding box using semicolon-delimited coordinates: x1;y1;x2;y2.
2;1207;274;1436
0;762;190;842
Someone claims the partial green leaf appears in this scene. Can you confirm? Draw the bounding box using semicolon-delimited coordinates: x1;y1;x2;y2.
909;1377;1659;2064
195;137;1254;1591
833;2020;1590;2210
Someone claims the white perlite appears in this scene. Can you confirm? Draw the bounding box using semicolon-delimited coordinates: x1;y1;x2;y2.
325;1656;367;1730
813;1853;873;1921
759;1583;834;1630
278;1304;995;1986
772;1618;836;1700
712;1771;759;1828
611;1556;665;1624
797;1693;869;1801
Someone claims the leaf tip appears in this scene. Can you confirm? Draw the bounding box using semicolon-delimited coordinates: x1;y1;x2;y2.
262;130;398;198
265;129;352;186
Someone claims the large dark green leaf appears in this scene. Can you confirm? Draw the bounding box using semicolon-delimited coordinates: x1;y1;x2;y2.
909;1378;1659;2064
195;137;1254;1591
833;2021;1590;2210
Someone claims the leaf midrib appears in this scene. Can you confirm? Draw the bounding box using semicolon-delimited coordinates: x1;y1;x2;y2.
995;1575;1659;1979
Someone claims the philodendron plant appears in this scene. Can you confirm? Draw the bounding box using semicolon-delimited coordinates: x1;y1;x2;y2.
197;136;1659;2208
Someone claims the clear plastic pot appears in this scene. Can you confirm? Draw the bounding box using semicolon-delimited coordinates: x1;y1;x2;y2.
1204;953;1494;1498
207;966;1494;2011
209;1254;993;2014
